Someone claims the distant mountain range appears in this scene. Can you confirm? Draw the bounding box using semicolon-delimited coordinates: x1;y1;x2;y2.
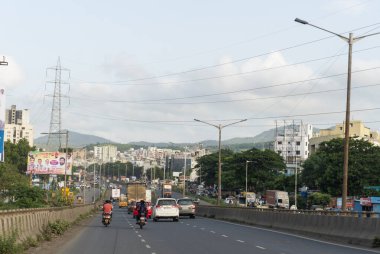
34;130;112;149
34;126;319;150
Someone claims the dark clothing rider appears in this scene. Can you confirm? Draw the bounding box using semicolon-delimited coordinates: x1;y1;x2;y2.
136;200;147;222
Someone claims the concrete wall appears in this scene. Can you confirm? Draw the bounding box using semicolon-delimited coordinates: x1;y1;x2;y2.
0;204;94;241
197;206;380;247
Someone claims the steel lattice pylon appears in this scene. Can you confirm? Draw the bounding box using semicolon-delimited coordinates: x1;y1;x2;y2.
46;57;70;151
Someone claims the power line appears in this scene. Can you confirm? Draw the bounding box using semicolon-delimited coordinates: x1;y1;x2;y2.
64;105;380;124
71;22;380;85
70;66;380;103
72;45;380;87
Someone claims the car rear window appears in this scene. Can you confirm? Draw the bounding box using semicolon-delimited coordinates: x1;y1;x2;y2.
178;200;193;205
158;200;176;206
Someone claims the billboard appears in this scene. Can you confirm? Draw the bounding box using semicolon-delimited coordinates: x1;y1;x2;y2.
27;151;72;175
0;88;5;162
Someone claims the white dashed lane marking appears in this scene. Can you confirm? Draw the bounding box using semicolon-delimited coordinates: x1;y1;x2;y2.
146;245;151;249
256;246;266;250
221;235;228;238
237;240;245;243
210;231;216;234
141;239;146;243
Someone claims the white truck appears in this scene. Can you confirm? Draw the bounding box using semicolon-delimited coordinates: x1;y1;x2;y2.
111;188;121;201
266;190;289;209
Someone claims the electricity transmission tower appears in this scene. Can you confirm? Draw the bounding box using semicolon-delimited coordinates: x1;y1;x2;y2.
46;57;70;151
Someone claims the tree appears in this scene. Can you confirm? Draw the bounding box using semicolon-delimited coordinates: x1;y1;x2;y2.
195;148;286;194
4;139;35;173
195;149;234;187
301;138;380;196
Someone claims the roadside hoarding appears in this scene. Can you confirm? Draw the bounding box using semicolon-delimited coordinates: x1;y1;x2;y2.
27;151;72;175
0;88;5;162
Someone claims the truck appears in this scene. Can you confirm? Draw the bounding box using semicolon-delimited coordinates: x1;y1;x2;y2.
119;194;128;208
162;181;172;198
111;188;121;201
127;182;147;203
237;192;256;207
266;190;289;209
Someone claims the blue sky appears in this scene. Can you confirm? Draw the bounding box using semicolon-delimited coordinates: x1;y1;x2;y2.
1;0;380;143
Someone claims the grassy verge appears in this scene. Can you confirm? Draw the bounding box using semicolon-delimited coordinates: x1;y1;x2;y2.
0;231;23;254
19;208;97;252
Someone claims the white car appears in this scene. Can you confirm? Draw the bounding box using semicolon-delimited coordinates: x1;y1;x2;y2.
152;198;179;222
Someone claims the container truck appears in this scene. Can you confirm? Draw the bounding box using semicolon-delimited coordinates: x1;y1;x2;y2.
266;190;289;209
162;181;172;198
127;182;147;203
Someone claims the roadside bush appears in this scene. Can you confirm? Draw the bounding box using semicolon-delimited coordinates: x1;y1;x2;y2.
49;220;70;235
0;231;22;254
373;237;380;248
22;236;38;250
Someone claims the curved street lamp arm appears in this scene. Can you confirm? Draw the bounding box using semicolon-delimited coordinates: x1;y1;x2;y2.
221;119;247;129
194;118;219;129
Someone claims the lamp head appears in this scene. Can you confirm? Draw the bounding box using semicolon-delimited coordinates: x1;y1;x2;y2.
295;18;308;25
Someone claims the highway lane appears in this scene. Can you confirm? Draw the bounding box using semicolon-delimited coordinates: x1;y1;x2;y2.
55;206;380;254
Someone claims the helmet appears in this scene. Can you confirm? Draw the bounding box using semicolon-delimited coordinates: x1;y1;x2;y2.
140;199;145;203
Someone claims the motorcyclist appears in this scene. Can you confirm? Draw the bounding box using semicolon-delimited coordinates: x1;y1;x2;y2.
103;200;113;219
136;199;147;223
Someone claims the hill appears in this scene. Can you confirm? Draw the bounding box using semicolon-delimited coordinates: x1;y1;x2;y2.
34;130;114;149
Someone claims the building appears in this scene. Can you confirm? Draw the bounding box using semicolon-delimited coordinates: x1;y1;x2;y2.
309;120;380;154
274;120;313;175
94;145;117;162
4;105;34;146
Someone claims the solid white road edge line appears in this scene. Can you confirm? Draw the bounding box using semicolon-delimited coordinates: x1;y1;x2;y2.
201;217;380;253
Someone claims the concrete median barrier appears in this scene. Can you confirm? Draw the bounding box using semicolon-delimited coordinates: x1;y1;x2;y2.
197;205;380;247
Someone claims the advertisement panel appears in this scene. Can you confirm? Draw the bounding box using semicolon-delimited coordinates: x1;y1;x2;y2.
0;88;5;162
27;151;72;175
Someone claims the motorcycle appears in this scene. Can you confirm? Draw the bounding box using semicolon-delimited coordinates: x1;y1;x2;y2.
138;212;146;229
102;212;112;227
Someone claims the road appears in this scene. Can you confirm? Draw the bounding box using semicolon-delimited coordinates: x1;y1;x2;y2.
56;206;380;254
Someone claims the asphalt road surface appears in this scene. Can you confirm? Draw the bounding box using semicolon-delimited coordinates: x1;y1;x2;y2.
56;206;380;254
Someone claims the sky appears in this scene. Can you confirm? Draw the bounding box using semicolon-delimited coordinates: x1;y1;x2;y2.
1;0;380;143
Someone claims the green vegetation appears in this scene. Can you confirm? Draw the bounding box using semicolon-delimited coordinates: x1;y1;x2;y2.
0;231;22;254
196;148;286;194
195;139;380;207
302;138;380;196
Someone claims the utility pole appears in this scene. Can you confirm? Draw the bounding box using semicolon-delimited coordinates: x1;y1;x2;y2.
295;157;298;208
83;149;87;205
295;18;380;210
93;164;96;203
183;147;187;197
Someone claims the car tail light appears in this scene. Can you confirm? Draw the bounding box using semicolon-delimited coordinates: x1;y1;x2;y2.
172;205;178;208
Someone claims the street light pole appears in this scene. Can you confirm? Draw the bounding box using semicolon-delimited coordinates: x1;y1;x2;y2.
183;148;187;197
295;18;380;211
194;118;247;205
246;160;253;207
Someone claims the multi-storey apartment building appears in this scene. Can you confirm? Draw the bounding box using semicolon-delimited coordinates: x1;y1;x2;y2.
4;105;34;146
94;145;117;162
309;120;380;154
274;120;313;175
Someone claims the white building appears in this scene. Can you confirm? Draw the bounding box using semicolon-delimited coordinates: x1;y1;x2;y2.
274;120;313;175
4;105;34;146
94;145;117;162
